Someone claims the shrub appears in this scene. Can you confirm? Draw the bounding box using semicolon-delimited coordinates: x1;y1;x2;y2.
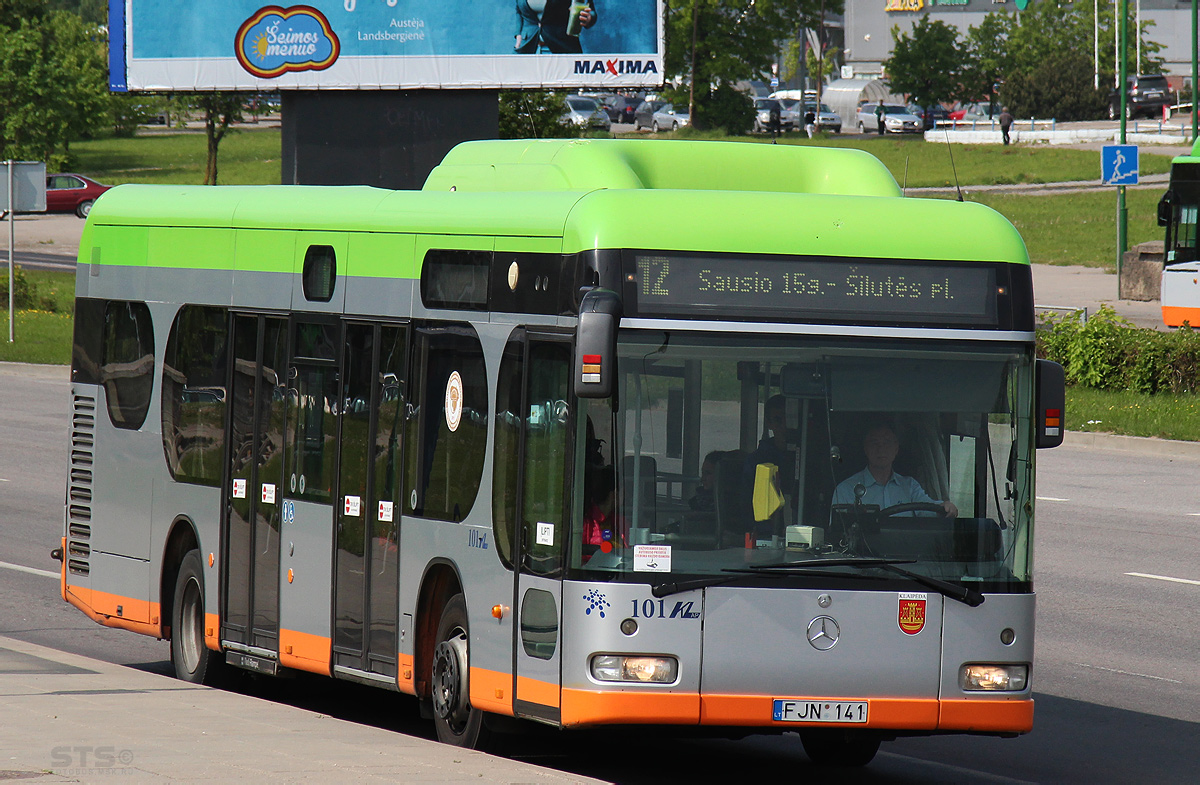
0;265;59;313
1038;305;1200;394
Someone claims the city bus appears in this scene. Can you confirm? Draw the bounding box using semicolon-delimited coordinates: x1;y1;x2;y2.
58;138;1064;765
1158;138;1200;326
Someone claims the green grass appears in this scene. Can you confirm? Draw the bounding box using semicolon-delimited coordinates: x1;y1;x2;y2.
666;128;1175;189
1067;385;1200;441
71;128;283;185
0;269;76;365
964;188;1164;268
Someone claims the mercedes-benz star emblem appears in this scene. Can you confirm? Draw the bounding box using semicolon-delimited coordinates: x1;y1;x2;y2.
806;615;840;651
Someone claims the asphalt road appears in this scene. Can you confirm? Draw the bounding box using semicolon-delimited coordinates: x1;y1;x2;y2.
0;366;1197;782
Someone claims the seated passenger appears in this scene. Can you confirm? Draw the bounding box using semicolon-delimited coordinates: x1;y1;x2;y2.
832;423;958;517
582;465;625;561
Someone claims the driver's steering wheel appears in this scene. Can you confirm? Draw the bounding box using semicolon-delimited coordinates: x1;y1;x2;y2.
878;502;950;518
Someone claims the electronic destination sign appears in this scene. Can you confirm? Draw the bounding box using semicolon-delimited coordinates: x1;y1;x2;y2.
626;253;1012;328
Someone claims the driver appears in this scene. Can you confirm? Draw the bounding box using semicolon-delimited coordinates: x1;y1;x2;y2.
832;424;958;517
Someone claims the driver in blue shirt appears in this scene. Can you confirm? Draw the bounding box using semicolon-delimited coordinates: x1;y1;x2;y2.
832;424;958;517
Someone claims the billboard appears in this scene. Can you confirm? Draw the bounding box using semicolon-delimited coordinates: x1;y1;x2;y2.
111;1;665;91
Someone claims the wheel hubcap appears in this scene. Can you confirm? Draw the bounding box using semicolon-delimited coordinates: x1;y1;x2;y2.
179;577;202;673
432;631;470;729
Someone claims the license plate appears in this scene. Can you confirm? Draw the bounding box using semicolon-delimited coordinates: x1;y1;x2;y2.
772;699;868;723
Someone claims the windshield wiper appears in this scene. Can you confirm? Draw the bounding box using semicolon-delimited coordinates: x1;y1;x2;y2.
744;557;985;607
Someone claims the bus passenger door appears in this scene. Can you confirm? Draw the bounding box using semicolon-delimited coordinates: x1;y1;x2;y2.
512;335;573;722
332;322;407;680
222;314;287;656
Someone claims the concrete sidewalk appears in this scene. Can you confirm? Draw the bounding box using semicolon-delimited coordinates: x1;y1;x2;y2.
0;635;603;783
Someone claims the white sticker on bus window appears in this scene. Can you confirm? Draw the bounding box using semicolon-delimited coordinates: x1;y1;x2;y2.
633;545;671;573
536;521;555;546
378;500;394;522
261;483;276;504
445;371;463;432
344;495;361;517
232;478;247;499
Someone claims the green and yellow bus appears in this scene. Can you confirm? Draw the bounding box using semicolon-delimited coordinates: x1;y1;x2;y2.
1159;138;1200;326
59;138;1064;765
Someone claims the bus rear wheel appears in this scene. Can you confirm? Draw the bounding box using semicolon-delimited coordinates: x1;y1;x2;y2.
800;730;881;767
431;594;491;748
170;550;225;685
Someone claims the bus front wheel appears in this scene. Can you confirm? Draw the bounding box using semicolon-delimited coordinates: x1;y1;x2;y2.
431;593;491;748
800;730;881;767
170;550;225;685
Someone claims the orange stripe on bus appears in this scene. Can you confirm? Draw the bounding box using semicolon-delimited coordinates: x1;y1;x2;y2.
516;675;560;709
63;585;161;638
560;688;699;727
939;698;1034;732
397;654;416;695
701;695;940;728
59;537;67;602
470;666;514;716
204;613;221;651
279;629;331;675
1162;306;1200;327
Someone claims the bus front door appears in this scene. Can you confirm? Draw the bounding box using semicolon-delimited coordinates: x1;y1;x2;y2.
332;322;407;680
222;314;287;658
512;336;572;723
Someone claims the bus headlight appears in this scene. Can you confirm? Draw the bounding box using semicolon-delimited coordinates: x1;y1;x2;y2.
959;664;1029;691
591;655;678;684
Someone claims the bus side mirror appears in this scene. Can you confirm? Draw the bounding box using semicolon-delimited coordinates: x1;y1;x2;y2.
1036;359;1065;449
1158;192;1173;227
575;288;622;399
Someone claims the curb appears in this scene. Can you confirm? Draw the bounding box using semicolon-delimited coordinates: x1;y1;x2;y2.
1063;429;1200;460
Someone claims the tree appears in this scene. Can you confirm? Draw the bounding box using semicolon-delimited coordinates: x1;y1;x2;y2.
498;91;582;138
185;93;247;186
961;13;1015;111
665;0;843;132
883;17;963;111
0;9;108;167
1002;50;1108;121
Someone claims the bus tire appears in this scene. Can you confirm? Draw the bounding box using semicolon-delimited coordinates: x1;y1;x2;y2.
431;593;491;748
170;550;225;686
800;730;881;767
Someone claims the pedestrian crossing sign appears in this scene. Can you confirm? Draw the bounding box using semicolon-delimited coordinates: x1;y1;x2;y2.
1101;144;1139;185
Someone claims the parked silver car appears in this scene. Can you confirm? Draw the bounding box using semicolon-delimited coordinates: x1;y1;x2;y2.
855;103;923;134
800;101;842;133
753;98;792;133
648;103;689;132
562;96;612;131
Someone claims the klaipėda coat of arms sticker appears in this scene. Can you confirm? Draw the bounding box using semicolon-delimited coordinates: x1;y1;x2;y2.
898;592;927;635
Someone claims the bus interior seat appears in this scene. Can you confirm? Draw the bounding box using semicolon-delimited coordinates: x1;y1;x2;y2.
712;452;748;546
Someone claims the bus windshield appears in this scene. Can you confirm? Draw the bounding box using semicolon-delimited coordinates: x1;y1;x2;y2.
572;331;1035;593
1165;165;1199;263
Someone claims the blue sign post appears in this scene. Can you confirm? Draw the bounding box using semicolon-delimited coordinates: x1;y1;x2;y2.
1101;144;1139;185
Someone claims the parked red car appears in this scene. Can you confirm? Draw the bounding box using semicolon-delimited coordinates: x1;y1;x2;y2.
46;173;112;218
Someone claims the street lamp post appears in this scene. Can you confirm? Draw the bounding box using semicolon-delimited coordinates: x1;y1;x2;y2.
1117;0;1128;281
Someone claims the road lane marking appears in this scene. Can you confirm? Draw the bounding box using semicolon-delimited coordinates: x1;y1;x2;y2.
1126;571;1200;587
1073;662;1182;684
0;560;59;580
1036;496;1070;502
877;751;1039;784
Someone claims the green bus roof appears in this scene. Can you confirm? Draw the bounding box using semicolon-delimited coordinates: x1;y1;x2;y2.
83;139;1028;269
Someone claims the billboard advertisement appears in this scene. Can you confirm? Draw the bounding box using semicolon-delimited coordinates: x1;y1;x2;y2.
111;1;664;91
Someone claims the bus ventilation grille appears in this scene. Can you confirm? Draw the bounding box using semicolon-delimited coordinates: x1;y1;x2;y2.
68;393;95;577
